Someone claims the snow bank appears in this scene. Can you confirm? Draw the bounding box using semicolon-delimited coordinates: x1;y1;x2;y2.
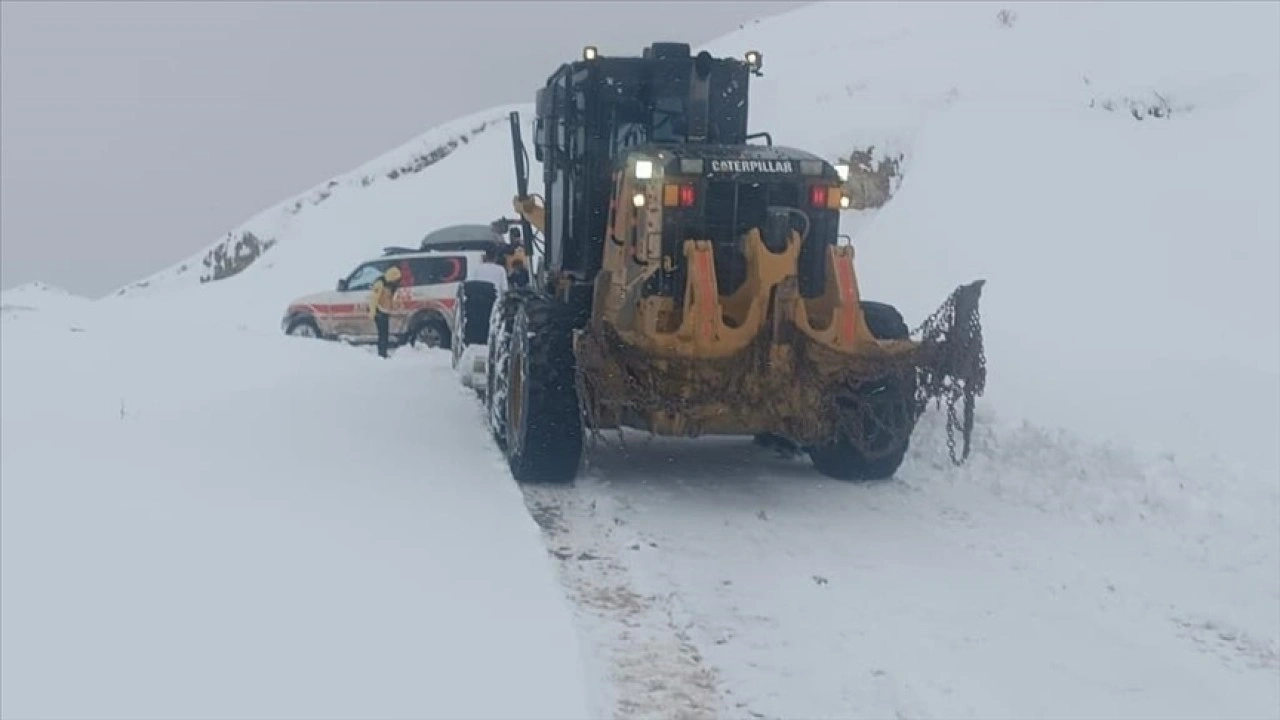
707;0;1280;491
866;88;1280;484
0;308;594;719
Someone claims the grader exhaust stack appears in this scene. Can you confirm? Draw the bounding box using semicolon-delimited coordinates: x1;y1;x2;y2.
473;43;988;484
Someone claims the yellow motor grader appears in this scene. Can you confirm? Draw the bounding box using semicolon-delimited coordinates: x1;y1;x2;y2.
468;43;986;484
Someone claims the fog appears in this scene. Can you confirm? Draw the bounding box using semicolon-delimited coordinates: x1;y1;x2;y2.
0;0;806;297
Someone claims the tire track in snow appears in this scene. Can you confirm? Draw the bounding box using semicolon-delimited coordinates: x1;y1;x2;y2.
521;483;725;719
515;421;1279;719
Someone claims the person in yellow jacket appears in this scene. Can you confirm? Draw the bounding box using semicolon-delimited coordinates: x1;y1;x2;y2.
368;265;402;358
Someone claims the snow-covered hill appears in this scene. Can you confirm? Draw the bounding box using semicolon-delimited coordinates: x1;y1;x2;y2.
752;2;1280;489
115;106;524;297
0;281;91;319
94;104;537;340
4;2;1278;718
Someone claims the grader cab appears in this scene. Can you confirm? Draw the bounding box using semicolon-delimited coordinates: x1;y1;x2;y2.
475;42;987;484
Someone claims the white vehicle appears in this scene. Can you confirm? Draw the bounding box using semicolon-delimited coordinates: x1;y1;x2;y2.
281;248;490;350
450;270;504;392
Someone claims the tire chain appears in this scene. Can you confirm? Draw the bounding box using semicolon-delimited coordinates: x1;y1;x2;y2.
910;279;988;464
486;289;526;445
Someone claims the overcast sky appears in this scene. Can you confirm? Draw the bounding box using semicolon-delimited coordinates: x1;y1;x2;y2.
0;0;807;297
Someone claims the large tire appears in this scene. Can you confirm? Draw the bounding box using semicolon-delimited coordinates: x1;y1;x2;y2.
500;293;583;484
486;290;524;450
808;300;917;482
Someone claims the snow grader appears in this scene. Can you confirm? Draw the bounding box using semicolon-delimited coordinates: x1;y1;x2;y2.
463;42;987;484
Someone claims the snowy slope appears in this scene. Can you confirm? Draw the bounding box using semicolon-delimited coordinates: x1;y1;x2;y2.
706;0;1280;483
3;1;1278;718
97;104;536;340
113;104;531;300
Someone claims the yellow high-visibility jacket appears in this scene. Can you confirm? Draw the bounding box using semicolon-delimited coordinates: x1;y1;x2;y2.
368;267;402;318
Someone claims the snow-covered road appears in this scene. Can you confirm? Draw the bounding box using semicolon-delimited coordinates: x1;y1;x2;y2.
0;307;596;720
516;419;1280;719
3;288;1275;719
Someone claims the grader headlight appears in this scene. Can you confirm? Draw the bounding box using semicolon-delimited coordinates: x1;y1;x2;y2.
634;159;654;180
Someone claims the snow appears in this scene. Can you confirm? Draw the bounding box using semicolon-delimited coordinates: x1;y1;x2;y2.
705;0;1280;494
0;307;595;719
4;1;1279;718
525;432;1279;719
0;281;91;319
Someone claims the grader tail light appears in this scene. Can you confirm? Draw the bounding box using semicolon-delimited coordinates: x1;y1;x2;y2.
662;183;698;208
809;185;848;210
